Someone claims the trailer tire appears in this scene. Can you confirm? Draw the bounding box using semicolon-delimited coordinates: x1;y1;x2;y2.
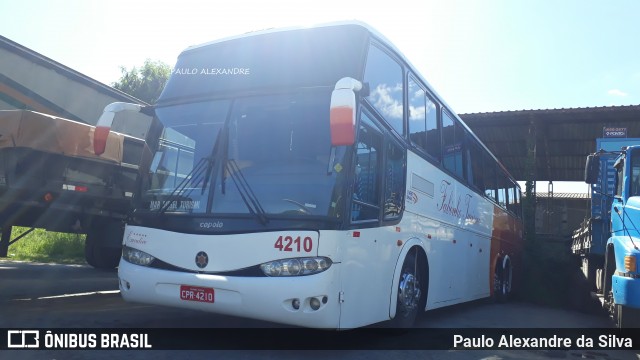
84;222;122;269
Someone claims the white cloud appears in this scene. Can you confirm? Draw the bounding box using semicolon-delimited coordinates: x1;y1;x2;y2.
608;89;628;97
370;83;404;119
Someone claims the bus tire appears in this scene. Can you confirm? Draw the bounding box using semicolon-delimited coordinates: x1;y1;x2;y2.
497;258;512;302
390;250;424;328
617;304;640;328
493;258;503;302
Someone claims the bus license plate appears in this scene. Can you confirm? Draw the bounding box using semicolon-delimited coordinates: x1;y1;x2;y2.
180;285;215;303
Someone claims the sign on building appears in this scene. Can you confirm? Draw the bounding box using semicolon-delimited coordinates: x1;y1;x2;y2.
603;127;627;138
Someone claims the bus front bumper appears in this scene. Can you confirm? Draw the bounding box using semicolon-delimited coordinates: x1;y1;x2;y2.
118;259;342;329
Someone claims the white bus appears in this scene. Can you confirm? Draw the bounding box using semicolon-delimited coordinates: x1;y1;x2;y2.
100;21;524;329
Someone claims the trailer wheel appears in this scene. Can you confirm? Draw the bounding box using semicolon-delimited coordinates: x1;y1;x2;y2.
390;250;425;328
617;304;640;328
84;222;122;269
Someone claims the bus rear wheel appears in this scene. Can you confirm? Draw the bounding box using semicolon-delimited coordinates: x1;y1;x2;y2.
495;259;513;302
390;251;423;328
493;259;503;302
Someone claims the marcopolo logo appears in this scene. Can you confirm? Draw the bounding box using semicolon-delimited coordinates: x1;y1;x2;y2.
199;221;224;229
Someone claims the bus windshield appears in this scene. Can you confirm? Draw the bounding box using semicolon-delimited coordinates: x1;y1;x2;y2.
143;88;347;219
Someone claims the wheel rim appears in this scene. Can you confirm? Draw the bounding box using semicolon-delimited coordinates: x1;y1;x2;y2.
398;269;421;316
502;264;512;295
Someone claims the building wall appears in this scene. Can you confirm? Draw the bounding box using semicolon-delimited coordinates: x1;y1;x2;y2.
0;41;152;140
535;196;589;239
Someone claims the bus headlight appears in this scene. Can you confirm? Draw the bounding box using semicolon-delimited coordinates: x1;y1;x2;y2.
122;246;155;266
260;257;332;277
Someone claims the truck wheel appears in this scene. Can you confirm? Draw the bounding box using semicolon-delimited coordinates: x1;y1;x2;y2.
595;268;603;293
84;222;123;269
617;304;640;328
390;251;424;328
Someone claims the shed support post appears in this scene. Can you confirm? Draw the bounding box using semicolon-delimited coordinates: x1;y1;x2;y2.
0;226;11;257
524;119;537;243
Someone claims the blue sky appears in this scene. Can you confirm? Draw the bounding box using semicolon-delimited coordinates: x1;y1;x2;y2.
2;1;639;193
2;0;639;115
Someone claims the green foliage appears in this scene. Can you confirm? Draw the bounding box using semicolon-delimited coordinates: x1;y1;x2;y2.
112;59;171;104
5;227;85;264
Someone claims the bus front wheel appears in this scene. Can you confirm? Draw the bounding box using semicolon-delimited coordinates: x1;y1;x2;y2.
390;251;424;328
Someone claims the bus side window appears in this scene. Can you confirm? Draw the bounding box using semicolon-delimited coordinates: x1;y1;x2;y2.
408;75;440;162
442;110;464;179
364;44;404;137
352;114;383;222
408;77;427;150
484;152;497;201
384;139;405;219
497;171;509;208
467;137;484;192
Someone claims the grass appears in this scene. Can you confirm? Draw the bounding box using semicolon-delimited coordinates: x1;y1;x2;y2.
5;227;86;264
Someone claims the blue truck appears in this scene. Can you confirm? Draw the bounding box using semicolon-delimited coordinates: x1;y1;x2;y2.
572;137;640;327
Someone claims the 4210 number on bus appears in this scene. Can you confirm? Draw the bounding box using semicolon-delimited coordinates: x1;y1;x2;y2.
274;235;313;252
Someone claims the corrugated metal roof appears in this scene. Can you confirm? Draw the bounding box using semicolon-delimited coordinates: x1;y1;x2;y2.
531;192;590;199
460;105;640;182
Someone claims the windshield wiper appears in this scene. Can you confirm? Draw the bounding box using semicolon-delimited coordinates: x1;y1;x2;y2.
225;158;269;226
158;123;228;213
157;155;212;214
203;124;268;225
199;127;226;195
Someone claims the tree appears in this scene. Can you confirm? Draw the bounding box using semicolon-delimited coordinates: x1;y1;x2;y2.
112;59;171;104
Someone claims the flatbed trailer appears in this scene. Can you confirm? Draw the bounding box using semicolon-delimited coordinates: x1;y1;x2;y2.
0;110;152;268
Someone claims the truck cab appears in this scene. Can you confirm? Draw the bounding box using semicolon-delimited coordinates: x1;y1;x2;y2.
586;143;640;327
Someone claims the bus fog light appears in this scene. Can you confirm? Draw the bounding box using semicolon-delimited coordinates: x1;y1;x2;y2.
260;257;332;277
119;279;131;290
292;299;300;310
122;246;155;266
310;297;321;310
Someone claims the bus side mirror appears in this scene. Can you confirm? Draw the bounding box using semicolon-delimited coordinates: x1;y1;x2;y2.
584;154;600;184
94;102;146;155
329;77;363;146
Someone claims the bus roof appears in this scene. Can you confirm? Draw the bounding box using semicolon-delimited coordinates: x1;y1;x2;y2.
173;21;517;184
